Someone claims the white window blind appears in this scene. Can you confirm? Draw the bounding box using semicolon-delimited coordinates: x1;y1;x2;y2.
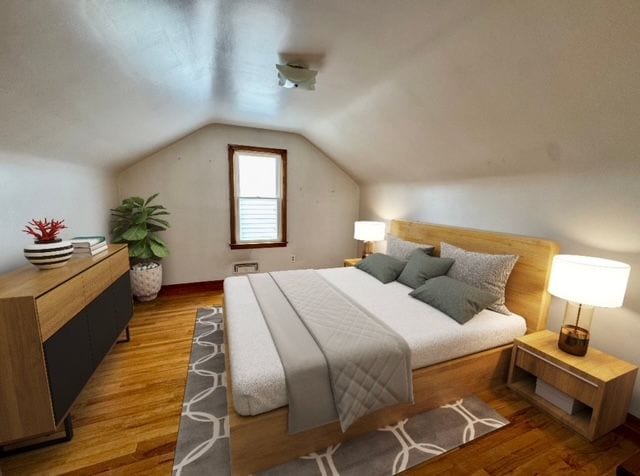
235;153;282;243
238;198;279;241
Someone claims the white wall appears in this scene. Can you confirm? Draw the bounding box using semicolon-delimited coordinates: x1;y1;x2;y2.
117;124;359;284
0;152;116;273
361;161;640;417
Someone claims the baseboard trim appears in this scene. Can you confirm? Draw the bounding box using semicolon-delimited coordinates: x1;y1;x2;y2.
160;280;223;296
624;413;640;434
617;413;640;446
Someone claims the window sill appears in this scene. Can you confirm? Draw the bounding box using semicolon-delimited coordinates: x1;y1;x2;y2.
229;241;288;250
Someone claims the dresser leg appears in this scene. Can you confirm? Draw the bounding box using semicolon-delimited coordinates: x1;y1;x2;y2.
0;416;73;458
116;325;131;344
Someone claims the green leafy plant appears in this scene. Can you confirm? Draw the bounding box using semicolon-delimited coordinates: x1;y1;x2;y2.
110;193;170;262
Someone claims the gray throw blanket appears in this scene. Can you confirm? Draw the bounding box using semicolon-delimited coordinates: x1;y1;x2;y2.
247;273;338;433
248;270;413;433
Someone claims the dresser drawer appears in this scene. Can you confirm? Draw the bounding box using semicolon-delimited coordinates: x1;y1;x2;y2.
83;258;116;303
109;248;130;279
37;275;87;341
515;346;599;407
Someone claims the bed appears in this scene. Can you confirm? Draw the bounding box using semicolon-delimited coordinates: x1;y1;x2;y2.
223;220;559;475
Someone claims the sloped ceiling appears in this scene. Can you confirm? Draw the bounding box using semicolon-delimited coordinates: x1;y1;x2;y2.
1;0;639;183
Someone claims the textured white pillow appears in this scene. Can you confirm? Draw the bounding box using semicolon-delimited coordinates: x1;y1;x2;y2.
386;235;434;261
440;242;518;315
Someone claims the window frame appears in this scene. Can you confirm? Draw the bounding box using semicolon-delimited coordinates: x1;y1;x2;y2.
228;144;288;250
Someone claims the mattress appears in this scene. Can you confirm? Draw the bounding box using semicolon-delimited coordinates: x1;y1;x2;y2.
224;267;527;416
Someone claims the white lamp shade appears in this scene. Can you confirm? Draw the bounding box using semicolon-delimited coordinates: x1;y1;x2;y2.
354;221;385;241
548;254;630;308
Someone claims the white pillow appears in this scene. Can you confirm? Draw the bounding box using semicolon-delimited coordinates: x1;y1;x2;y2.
440;242;518;315
386;235;434;261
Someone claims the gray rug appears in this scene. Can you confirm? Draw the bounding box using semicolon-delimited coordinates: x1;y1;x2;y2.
173;307;229;476
172;307;509;476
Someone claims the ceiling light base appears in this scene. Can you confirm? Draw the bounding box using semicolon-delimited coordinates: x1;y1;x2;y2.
276;64;317;90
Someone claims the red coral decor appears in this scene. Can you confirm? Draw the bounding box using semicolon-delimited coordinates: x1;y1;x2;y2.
23;218;67;243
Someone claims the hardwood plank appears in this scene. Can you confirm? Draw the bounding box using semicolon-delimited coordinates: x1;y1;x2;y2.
618;451;640;476
406;386;639;475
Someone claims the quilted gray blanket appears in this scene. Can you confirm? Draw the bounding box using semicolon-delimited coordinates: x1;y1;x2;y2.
248;270;413;433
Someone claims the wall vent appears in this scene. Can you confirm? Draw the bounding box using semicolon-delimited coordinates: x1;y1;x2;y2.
233;262;259;274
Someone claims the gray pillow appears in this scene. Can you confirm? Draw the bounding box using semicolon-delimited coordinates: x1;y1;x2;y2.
397;249;455;289
410;276;499;324
440;242;518;315
386;235;434;261
355;253;406;284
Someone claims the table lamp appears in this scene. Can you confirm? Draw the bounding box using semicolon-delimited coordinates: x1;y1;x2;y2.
354;221;385;259
548;254;630;356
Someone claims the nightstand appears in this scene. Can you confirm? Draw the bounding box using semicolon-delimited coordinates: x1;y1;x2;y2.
343;258;362;267
507;330;637;441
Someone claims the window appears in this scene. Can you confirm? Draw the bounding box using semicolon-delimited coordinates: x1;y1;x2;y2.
228;144;287;249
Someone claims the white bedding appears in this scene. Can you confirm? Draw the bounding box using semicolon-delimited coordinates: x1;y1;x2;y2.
224;267;526;416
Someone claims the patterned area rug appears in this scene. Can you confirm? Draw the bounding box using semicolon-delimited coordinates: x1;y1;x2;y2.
172;307;229;476
172;307;509;476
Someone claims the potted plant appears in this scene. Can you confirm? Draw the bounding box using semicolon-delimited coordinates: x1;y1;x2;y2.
110;194;170;301
23;218;74;269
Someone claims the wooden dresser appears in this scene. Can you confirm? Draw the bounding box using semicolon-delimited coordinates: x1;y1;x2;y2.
0;245;133;446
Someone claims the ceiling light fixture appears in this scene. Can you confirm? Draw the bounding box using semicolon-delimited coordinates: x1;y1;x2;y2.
276;63;317;90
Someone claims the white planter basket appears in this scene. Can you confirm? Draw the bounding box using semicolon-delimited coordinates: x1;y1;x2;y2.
130;263;163;301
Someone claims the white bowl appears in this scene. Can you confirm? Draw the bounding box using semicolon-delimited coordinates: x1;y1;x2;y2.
24;240;74;269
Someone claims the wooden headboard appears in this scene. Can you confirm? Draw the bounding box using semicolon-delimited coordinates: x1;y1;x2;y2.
390;220;560;333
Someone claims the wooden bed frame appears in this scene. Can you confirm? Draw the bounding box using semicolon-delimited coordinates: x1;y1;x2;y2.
224;220;559;475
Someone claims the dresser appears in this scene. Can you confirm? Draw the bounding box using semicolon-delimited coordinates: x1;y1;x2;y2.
0;245;133;446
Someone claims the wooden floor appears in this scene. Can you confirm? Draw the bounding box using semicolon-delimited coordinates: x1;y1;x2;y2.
1;290;638;475
407;389;640;475
0;290;222;476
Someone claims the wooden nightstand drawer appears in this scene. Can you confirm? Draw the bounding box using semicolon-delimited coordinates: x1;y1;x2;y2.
515;346;599;407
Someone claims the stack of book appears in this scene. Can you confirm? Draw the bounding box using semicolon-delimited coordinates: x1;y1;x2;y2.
70;236;108;256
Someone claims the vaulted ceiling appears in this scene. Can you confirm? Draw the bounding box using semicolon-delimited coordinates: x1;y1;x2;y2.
1;0;639;183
